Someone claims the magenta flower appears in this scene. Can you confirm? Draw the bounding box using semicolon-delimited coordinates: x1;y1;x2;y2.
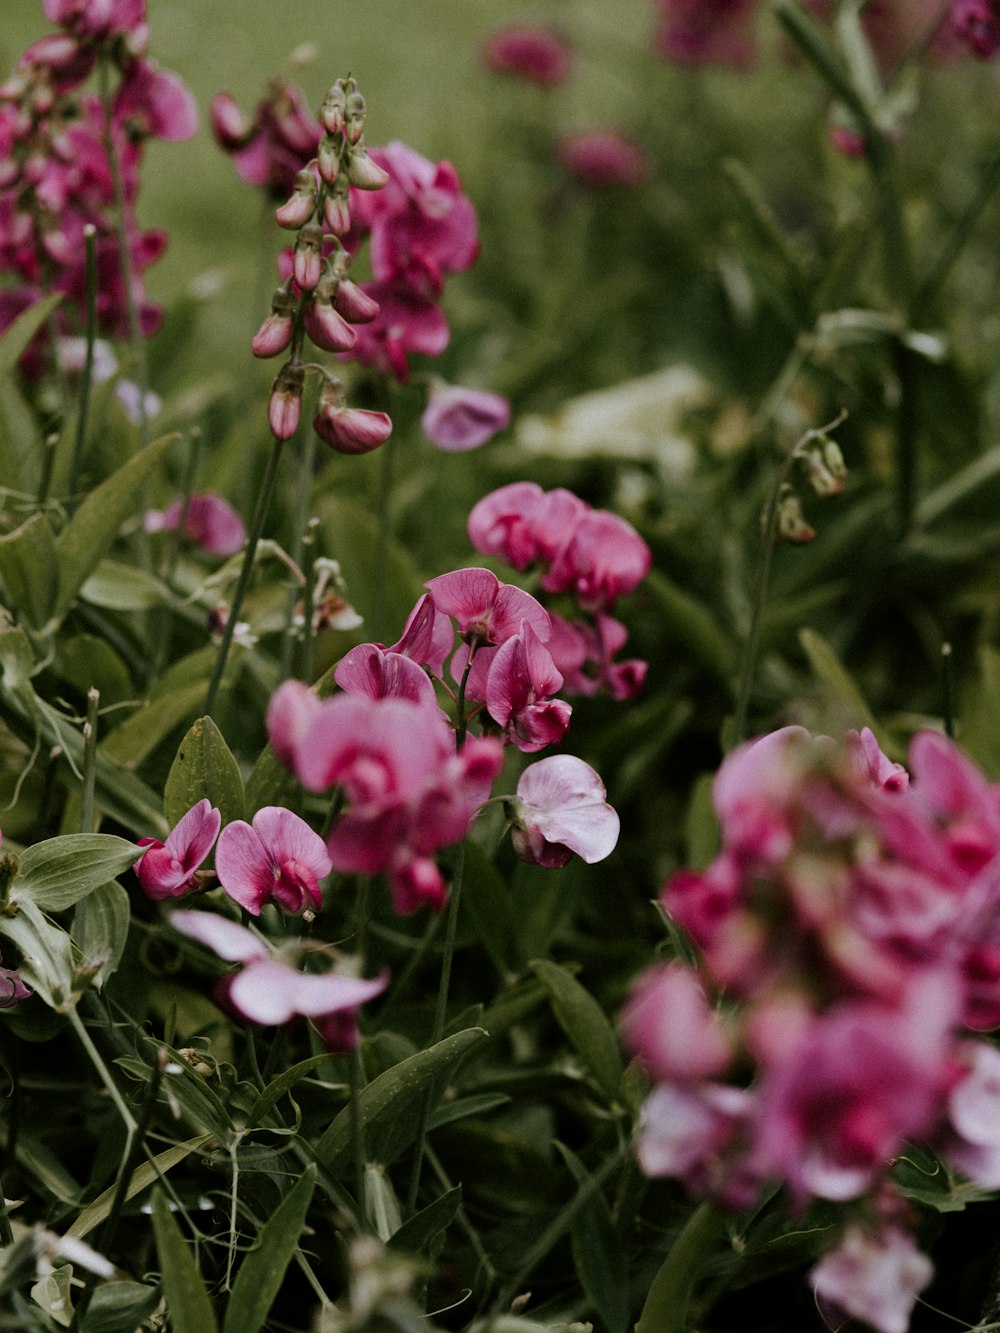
313;395;393;455
334;643;440;711
655;0;761;67
481;24;574;85
211;81;321;197
421;382;511;451
510;754;620;868
143;493;246;557
621;962;733;1084
484;622;572;752
0;953;30;1008
388;593;455;676
952;0;1000;56
43;0;147;41
426;567;551;648
541;509;652;613
266;680;321;770
557;130;650;189
215;806;332;916
113;59;198;142
810;1226;933;1333
169;910;386;1053
636;1080;758;1204
347;281;450;381
135;799;221;901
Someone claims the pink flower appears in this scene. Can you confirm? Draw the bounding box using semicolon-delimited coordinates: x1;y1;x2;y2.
388;593;455;676
541;509;652;613
135;799;221;901
467;482;549;570
557;130;650;189
0;956;30;1008
211;81;321;197
484;622;572;752
421;383;511;451
636;1081;759;1204
113;59;198;142
215;806;332;916
510;754;620;867
334;643;440;711
481;24;574;85
952;0;1000;56
169;910;387;1053
810;1226;933;1333
621;963;732;1083
655;0;761;67
143;493;246;557
347;281;450;381
426;567;551;647
942;1040;1000;1186
43;0;147;41
313;397;393;455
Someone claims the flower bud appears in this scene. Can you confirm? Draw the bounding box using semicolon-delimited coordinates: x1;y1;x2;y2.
321;83;347;136
317;133;341;185
346;147;390;191
304;274;357;353
774;485;815;545
293;221;325;291
275;167;318;229
802;436;847;498
313;380;392;455
210;91;251;150
335;278;380;323
324;182;351;235
251;286;297;359
344;89;366;144
268;362;305;440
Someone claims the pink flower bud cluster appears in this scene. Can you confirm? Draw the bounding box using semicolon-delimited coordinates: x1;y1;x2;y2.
0;0;196;359
623;725;1000;1333
467;482;651;702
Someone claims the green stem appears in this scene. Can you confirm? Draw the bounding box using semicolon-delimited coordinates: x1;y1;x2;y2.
205;433;286;716
373;429;394;643
79;687;100;834
298;518;319;684
634;1200;726;1333
281;428;317;680
67;225;99;508
67;1005;137;1137
942;641;955;739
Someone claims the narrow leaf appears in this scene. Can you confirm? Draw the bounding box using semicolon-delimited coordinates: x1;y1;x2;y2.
245;1054;335;1128
0;293;61;382
556;1143;629;1333
151;1190;219;1333
798;626;875;729
14;834;142;911
222;1166;316;1333
530;960;623;1101
388;1185;462;1256
67;1135;215;1238
635;1201;725;1333
0;512;58;630
164;716;245;828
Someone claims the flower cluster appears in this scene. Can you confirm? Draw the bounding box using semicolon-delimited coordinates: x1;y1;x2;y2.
0;0;196;356
468;482;651;701
623;725;1000;1333
211;79;321;198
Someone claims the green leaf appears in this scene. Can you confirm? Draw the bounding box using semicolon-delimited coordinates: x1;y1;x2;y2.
222;1165;316;1333
245;1054;335;1128
645;571;737;688
57;634;131;708
462;841;518;974
635;1202;726;1333
80;559;174;611
556;1143;629;1333
164;715;245;828
80;1280;162;1333
72;880;130;990
388;1185;462;1256
54;431;178;619
529;959;623;1102
0;899;75;1009
13;834;141;911
426;1092;511;1130
798;626;875;729
315;1028;489;1169
151;1190;219;1333
102;681;206;770
67;1134;215;1239
0;293;61;382
0;512;58;630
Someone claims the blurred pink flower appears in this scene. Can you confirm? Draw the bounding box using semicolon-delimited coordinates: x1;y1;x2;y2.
347;281;450;381
144;493;246;557
135;799;220;901
655;0;761;67
113;58;198;141
43;0;147;41
621;962;733;1083
211;81;320;197
810;1225;933;1333
481;23;574;85
952;0;1000;56
510;754;620;867
421;382;511;451
558;129;650;188
541;508;652;613
215;806;332;916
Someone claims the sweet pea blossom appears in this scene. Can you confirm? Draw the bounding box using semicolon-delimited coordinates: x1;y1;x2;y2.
510;754;620;867
169;910;386;1053
557;130;650;189
0;953;30;1008
426;567;551;648
621;963;732;1083
541;508;652;613
211;80;321;196
215;806;332;916
135;799;221;900
421;382;511;451
952;0;1000;56
143;493;246;556
810;1226;934;1333
481;24;574;85
483;622;572;752
655;0;762;67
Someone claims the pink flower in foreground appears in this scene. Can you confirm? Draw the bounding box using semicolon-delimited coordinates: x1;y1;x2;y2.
135;799;220;901
637;1081;758;1204
484;622;572;752
426;567;551;647
169;910;386;1053
43;0;147;41
215;806;332;916
510;754;620;867
481;24;574;85
810;1226;933;1333
421;383;511;451
621;962;732;1083
558;130;650;189
143;493;246;557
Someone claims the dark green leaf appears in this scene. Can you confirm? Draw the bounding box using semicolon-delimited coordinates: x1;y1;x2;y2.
72;880;130;990
556;1143;629;1333
151;1190;219;1333
80;1280;162;1333
388;1185;462;1256
222;1165;316;1333
530;959;623;1101
164;715;245;827
0;294;61;382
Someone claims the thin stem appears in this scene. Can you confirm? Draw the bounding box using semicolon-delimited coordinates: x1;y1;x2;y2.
67;225;99;508
281;430;317;680
36;432;58;508
298;518;319;684
942;641;955;740
373;430;394;643
918;142;1000;311
205;433;286;716
349;1049;366;1229
67;1005;138;1137
79;688;100;834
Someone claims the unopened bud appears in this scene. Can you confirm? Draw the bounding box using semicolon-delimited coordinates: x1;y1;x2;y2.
323;182;351;235
344;90;366;144
304;274;357;353
335;278;379;323
346;146;389;191
275;167;318;229
321;83;347;136
210;91;251;150
268;362;305;440
774;485;815;545
313;379;392;455
251;286;297;359
317;133;341;185
802;436;847;498
293;221;325;291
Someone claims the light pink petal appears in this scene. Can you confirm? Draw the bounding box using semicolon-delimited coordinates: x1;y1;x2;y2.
287;968;388;1017
421;384;511;451
215;820;274;915
425;567;500;629
169;910;269;963
515;754;619;862
228;958;300;1024
251;806;332;882
267;679;322;770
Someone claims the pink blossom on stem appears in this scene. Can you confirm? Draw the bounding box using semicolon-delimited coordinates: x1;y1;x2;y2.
113;59;198;142
334;643;440;711
942;1040;1000;1186
388;593;455;676
484;622;572;752
810;1226;934;1333
313;396;393;456
44;0;147;42
421;382;511;451
135;799;221;901
481;24;574;85
211;81;321;197
636;1080;759;1205
346;281;450;381
266;679;321;769
426;567;551;648
541;508;652;613
558;129;650;189
143;493;246;557
510;754;620;867
215;806;332;916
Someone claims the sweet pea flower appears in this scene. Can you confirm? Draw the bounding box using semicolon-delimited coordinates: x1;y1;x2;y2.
215;806;332;916
135;799;220;900
388;593;455;676
484;622;572;752
810;1226;933;1333
346;281;450;381
510;754;620;867
541;508;652;613
952;0;1000;56
113;58;198;142
143;493;247;557
426;567;550;648
0;954;30;1008
481;24;574;85
655;0;761;67
169;910;387;1053
621;962;733;1083
421;382;511;451
43;0;147;41
557;130;650;189
334;643;440;711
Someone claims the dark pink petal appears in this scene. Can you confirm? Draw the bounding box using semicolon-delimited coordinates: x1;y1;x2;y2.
389;593;454;675
214;820;277;915
267;679;322;770
426;568;550;645
482;24;574;84
558;129;650;189
389;855;447;914
334;644;439;709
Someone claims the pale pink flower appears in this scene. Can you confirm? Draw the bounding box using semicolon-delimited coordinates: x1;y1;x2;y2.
481;24;574;85
621;963;732;1083
135;799;220;901
215;806;332;916
421;383;511;451
558;129;650;189
266;679;321;770
484;622;571;752
942;1040;1000;1186
426;567;550;647
169;909;387;1053
636;1081;759;1205
143;493;246;557
810;1226;933;1333
510;754;619;867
